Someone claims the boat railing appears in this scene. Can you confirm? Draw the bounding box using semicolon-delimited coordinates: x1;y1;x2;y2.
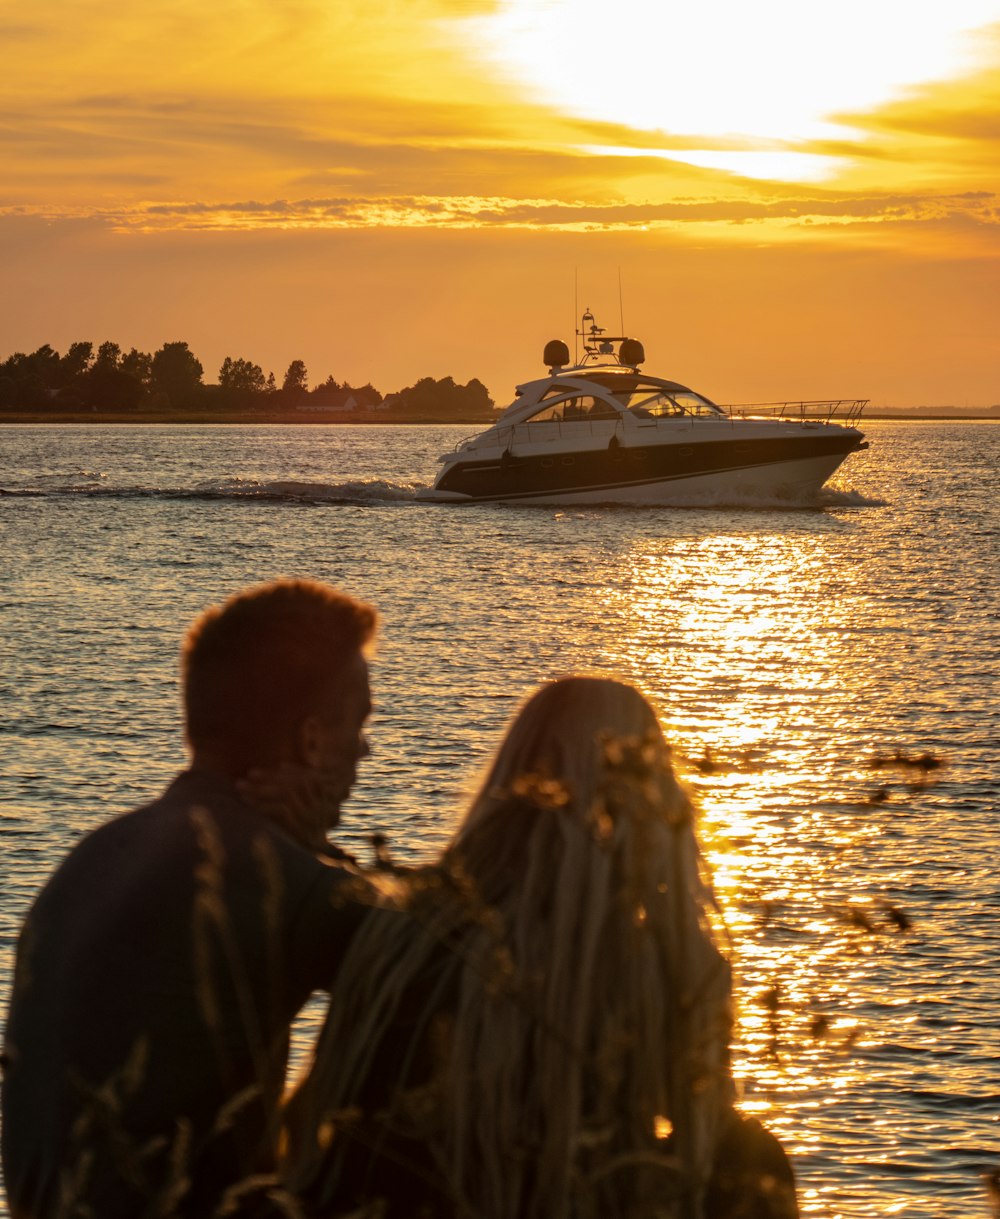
449;399;867;454
722;399;868;425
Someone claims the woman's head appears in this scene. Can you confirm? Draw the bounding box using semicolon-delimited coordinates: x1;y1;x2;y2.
460;676;674;839
453;678;699;917
451;675;716;932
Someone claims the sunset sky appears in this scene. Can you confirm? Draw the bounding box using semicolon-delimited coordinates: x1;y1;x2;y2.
3;0;999;407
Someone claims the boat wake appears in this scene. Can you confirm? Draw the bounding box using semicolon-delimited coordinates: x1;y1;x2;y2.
1;478;886;511
817;487;887;509
542;485;887;512
210;478;424;504
0;478;428;504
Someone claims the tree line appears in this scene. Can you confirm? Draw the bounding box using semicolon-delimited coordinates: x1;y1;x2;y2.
0;341;495;418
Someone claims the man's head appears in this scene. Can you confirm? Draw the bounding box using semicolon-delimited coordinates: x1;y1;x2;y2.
182;581;376;832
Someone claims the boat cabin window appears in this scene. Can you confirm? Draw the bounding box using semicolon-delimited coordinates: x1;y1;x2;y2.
669;391;723;417
616;387;723;419
525;395;619;423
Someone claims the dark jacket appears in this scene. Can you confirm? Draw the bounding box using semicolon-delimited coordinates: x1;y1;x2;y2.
1;769;367;1219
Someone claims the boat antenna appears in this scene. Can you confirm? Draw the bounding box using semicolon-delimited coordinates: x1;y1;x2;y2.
618;266;625;335
574;266;579;365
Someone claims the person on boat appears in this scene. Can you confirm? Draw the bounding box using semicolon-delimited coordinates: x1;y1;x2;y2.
1;579;378;1219
587;398;618;419
280;676;799;1219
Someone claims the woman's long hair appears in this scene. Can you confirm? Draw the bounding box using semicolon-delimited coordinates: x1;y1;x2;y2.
284;677;733;1219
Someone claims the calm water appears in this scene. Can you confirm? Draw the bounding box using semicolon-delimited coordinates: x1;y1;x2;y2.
2;421;998;1218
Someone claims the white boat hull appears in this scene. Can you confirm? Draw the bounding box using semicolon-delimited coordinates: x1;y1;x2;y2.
420;434;863;506
450;452;847;505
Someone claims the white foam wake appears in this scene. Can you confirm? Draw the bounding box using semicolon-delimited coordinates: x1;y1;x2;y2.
818;487;888;509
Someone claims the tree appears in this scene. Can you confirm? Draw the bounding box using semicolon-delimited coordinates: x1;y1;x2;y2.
279;360;309;410
463;377;493;416
395;376;438;415
0;354;29;408
59;342;94;386
120;348;153;390
86;347;154;412
93;341;121;370
2;347;61;407
283;360;308;395
309;375;342;407
218;356;267;409
151;342;204;408
25;346;61;394
52;342;94;405
392;375;494;419
19;373;50;410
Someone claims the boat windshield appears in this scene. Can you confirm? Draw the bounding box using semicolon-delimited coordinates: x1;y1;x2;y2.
524;394;619;423
565;371;724;418
617;388;724;418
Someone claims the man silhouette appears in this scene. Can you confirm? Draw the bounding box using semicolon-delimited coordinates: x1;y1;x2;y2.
2;579;377;1218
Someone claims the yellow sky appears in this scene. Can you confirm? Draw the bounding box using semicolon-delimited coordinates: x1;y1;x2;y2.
2;0;999;406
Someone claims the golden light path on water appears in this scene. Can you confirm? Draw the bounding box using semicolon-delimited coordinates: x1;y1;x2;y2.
598;530;944;1215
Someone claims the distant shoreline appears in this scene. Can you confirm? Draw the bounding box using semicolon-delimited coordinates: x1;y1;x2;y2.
0;411;997;425
0;411;487;425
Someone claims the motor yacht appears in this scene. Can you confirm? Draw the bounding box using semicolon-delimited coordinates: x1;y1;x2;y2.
419;311;868;505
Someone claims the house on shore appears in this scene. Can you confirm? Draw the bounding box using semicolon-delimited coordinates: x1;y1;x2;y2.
297;389;358;413
297;388;389;413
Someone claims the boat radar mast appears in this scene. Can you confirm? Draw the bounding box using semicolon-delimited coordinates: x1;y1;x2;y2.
543;309;645;372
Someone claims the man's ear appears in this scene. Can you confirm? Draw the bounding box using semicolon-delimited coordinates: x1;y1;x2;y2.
297;715;324;768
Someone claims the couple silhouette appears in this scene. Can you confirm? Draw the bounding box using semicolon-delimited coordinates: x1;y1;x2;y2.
2;579;797;1218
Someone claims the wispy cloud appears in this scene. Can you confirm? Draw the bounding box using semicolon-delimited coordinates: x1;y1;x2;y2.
7;190;997;243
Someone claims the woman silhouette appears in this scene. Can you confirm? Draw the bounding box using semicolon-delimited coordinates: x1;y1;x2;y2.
282;677;797;1219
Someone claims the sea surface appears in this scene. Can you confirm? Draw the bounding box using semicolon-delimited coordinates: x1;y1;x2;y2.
1;421;998;1218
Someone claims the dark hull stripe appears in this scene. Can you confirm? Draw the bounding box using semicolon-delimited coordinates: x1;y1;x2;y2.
435;433;862;502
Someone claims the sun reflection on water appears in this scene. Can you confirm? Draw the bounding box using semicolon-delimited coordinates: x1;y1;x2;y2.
598;528;949;1212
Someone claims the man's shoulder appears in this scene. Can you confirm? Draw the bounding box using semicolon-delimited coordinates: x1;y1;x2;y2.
24;771;364;958
153;772;364;901
59;771;246;857
41;770;349;901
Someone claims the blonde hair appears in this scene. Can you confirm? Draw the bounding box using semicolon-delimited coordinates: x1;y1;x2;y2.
285;678;732;1218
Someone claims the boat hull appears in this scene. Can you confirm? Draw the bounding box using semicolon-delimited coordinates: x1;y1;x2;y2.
422;431;864;505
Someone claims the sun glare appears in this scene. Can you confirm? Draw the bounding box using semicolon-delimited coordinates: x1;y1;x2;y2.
456;0;1000;180
579;145;844;183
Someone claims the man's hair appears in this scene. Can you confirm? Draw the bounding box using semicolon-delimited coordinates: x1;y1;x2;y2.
182;579;377;769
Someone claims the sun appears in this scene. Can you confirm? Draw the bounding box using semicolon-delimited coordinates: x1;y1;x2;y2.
454;0;1000;181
